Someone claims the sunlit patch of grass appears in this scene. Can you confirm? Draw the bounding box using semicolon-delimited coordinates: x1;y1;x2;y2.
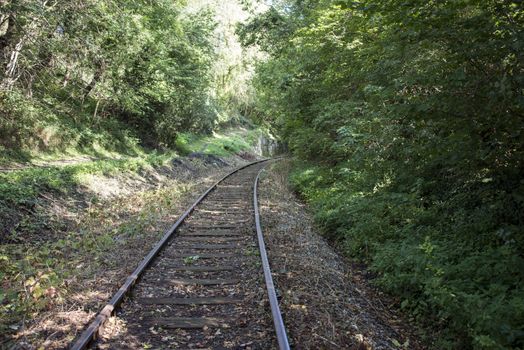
175;128;265;157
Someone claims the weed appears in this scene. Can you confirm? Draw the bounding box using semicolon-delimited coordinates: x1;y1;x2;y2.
244;247;260;256
183;255;200;265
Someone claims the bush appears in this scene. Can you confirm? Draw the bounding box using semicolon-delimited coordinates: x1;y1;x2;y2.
290;162;524;349
245;1;524;347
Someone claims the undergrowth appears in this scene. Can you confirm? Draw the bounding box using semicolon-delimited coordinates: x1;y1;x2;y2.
290;161;524;349
0;91;144;166
0;153;175;241
0;180;194;344
0;127;261;243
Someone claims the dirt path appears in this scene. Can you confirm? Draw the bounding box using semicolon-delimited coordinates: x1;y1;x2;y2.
258;161;425;349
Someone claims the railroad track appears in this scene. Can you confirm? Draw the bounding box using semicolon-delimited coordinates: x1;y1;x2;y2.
72;160;290;350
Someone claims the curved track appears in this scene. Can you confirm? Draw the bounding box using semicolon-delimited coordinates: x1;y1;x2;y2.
71;160;290;350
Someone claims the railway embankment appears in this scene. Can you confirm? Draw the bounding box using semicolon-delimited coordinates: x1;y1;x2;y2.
0;129;265;349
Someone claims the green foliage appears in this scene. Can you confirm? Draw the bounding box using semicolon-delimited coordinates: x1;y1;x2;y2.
290;162;524;349
183;255;201;265
175;128;264;157
245;0;524;348
0;0;220;154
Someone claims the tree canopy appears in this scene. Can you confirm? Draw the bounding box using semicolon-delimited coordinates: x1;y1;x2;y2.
0;0;258;154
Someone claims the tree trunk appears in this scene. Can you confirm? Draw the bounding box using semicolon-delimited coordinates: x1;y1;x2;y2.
0;14;15;62
1;35;23;90
1;0;51;90
83;60;104;100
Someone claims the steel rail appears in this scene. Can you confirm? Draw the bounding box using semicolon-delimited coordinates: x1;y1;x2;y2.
253;164;291;350
70;158;268;350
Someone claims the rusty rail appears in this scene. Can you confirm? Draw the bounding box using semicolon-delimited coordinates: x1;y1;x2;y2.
253;165;291;350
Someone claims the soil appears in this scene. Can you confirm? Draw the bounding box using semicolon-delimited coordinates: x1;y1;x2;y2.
257;161;425;349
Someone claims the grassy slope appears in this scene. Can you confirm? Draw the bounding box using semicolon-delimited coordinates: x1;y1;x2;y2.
175;128;264;156
0;127;262;228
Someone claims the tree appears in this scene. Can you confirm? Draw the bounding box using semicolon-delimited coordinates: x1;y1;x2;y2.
241;1;524;348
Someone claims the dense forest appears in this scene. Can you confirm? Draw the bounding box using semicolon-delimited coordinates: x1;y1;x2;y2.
240;0;524;349
1;0;523;349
